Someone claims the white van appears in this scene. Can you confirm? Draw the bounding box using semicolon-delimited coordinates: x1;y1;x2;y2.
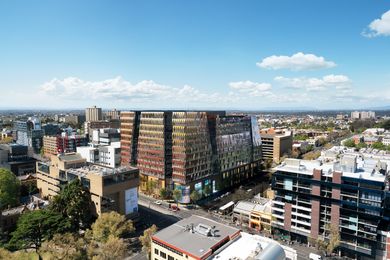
309;253;322;260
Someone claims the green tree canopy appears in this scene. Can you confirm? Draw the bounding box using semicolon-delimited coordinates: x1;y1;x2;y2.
88;235;128;260
39;233;88;260
203;185;212;197
7;209;71;251
172;189;182;205
190;190;201;202
88;211;134;243
0;168;20;209
139;224;158;259
343;139;356;148
49;179;93;231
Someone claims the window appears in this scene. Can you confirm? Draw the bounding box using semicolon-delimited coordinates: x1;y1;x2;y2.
160;252;166;259
168;256;174;260
155;249;159;255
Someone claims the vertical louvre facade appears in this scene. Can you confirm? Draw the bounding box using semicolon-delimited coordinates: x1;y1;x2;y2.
120;111;263;197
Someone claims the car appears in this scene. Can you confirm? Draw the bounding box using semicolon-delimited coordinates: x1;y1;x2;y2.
154;200;162;205
309;253;322;260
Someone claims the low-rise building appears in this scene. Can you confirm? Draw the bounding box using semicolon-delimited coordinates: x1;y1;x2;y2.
151;215;295;260
232;195;272;232
36;153;139;217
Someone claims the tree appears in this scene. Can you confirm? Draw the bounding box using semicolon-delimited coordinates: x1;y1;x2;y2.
325;224;340;256
372;142;386;150
7;209;71;251
264;159;273;170
302;151;321;160
139;225;158;259
190;190;201;203
39;233;88;260
159;188;170;200
50;179;93;231
88;235;128;260
0;168;20;209
88;211;134;243
146;180;157;195
172;189;182;206
203;185;212;198
343;139;356;148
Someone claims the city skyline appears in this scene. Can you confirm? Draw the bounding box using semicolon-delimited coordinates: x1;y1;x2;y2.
1;1;390;110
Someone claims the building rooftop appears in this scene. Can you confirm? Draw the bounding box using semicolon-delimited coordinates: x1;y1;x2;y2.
67;164;138;177
152;215;240;259
211;232;293;260
57;153;85;162
275;150;389;183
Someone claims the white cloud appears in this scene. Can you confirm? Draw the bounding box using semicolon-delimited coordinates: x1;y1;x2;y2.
274;74;351;91
362;10;390;37
229;81;273;96
256;52;336;71
39;76;238;106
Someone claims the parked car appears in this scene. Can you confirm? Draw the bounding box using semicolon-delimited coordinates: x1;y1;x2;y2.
154;200;162;205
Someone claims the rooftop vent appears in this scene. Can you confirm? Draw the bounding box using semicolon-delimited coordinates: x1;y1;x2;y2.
194;223;217;237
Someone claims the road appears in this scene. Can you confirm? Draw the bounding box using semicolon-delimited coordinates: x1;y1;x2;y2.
137;193;330;260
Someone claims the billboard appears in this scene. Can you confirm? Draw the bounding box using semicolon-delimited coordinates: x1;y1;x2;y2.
125;188;138;215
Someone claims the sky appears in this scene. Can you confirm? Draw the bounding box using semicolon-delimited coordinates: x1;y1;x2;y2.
0;0;390;110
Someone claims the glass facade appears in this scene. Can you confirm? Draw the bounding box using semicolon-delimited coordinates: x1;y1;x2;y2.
120;111;263;195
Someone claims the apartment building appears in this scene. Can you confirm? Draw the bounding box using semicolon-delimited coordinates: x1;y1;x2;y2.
77;142;121;168
260;128;293;163
271;157;390;259
85;105;102;122
120;111;262;200
104;109;120;120
36;153;139;217
43;133;88;156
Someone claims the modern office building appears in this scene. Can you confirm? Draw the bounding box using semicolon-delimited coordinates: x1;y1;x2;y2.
14;117;44;154
36;153;139;217
42;123;60;136
85;106;103;122
0;144;36;176
271;157;390;259
260;128;293;163
120;111;262;200
77;142;121;168
43;133;88;156
151;215;295;260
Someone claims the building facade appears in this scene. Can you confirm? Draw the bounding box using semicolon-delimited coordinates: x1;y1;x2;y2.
260;128;293;163
271;157;390;259
77;142;121;168
43;133;88;156
120;111;262;199
14;117;44;154
36;153;139;217
85;106;103;122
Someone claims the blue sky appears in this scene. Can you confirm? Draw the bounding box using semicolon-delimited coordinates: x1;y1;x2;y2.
0;1;389;110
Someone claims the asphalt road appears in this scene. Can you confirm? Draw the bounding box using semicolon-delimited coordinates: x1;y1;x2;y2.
137;193;330;260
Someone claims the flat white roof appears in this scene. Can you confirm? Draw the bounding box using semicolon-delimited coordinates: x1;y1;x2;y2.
212;232;288;260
